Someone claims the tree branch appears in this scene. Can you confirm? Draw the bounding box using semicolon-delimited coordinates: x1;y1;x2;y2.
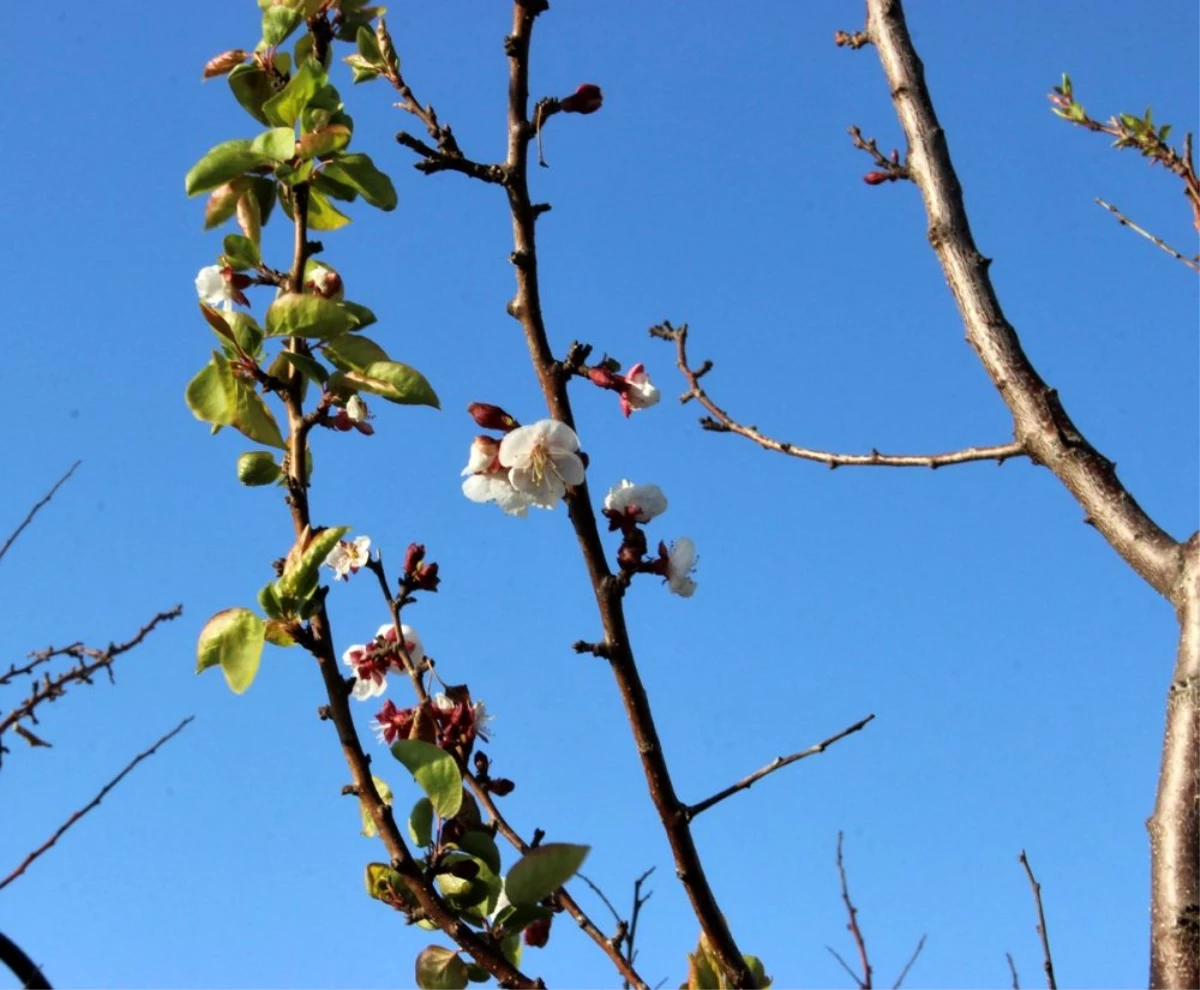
1017;850;1058;990
864;0;1186;602
0;717;193;893
891;935;926;990
0;932;51;990
497;3;753;984
1095;199;1200;273
651;322;1027;470
685;714;875;820
830;831;872;989
0;462;80;566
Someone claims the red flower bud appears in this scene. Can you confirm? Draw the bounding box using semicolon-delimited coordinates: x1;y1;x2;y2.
467;402;519;432
403;543;426;576
588;367;619;390
863;171;890;185
560;83;603;115
413;561;440;592
524;916;552;948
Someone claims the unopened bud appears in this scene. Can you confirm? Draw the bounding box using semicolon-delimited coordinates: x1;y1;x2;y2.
403;542;426;575
523;916;552;948
413;561;440;592
203;49;250;80
863;171;890;185
588;367;619;390
559;83;603;115
473;751;490;775
306;265;343;299
487;777;515;797
467;402;519;432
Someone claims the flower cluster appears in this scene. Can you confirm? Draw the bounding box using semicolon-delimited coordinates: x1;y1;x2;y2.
461;405;585;515
602;480;698;597
373;688;493;759
342;623;424;700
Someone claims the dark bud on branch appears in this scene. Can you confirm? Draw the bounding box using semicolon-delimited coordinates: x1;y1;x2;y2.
467;402;520;432
559;83;603;115
524;916;552;948
487;778;516;797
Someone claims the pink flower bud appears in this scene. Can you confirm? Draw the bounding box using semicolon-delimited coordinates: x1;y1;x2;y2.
588;367;619;390
863;171;890;185
560;83;603;115
403;542;426;575
467;402;519;432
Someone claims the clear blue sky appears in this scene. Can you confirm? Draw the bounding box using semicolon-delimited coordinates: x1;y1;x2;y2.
4;2;1197;988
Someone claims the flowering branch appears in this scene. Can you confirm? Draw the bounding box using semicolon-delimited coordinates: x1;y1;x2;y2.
0;460;80;566
0;716;193;893
1018;851;1058;990
685;714;875;821
652;322;1026;469
0;606;183;765
0;932;51;990
1095;198;1200;273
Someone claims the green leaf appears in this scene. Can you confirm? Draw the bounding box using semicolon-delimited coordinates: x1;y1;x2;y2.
263;59;325;127
314;169;360;202
415;946;468;990
390;739;463;819
362;777;393;838
408;797;434;847
338;361;439;408
340;301;377;329
231;378;286;449
227;64;274;125
263;619;296;648
743;955;771;988
322;153;397;210
356;24;382;63
365;863;416;908
306;188;352;230
186;352;237;427
266;293;360;339
323;333;389;373
503;843;589;906
278;350;329;384
249;176;277;226
262;5;303;47
278;525;349;601
196;607;266;694
237;451;282;486
204;178;248;230
222;233;261;270
226;313;266;356
185;139;273;197
436;853;497;912
492;903;553;937
257;581;285;619
454;830;501;876
297;124;352;160
250;126;297;162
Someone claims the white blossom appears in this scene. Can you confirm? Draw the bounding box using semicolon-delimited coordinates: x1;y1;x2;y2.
325;535;371;581
666;537;698;598
622;363;660;414
195;264;238;311
462;472;533;517
375;623;425;667
498;419;585;508
604;480;668;523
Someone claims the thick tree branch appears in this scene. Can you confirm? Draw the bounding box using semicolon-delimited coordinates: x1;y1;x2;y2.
653;322;1026;469
0;932;51;990
0;462;80;566
1018;851;1058;990
685;714;875;820
864;0;1185;602
0;717;193;893
499;3;753;985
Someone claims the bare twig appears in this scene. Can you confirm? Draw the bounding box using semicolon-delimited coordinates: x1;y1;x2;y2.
651;322;1027;470
0;462;80;566
686;714;875;820
832;832;872;989
625;867;656;986
891;934;926;990
1095;199;1200;272
0;717;193;892
1018;851;1057;990
1006;951;1021;989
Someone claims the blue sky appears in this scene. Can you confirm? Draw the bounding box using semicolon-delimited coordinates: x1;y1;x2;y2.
3;2;1197;988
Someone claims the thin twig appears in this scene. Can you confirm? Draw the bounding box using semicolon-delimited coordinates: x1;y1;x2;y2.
1095;199;1200;272
576;872;624;929
1018;850;1057;990
625;867;656;987
0;717;193;892
891;934;926;989
0;462;80;565
0;931;52;990
686;715;875;820
834;831;872;989
1006;951;1021;989
651;322;1027;469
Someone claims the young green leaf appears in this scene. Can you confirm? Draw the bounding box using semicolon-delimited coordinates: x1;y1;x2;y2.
186;352;238;427
261;5;303;47
222;233;261;270
365;863;416;908
266;293;360;339
231;378;286;450
227;64;274;125
196;607;266;694
278;525;350;601
263;619;296;648
250;126;298;162
415;946;468;990
337;361;439;408
305;188;352;230
263;59;326;128
204;178;249;230
322;153;397;210
277;351;329;384
185;139;274;197
297;124;352;161
323;333;389;372
361;777;393;838
237;451;282;486
453;830;502;877
408;796;434;847
390;739;463;819
503;843;589;906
